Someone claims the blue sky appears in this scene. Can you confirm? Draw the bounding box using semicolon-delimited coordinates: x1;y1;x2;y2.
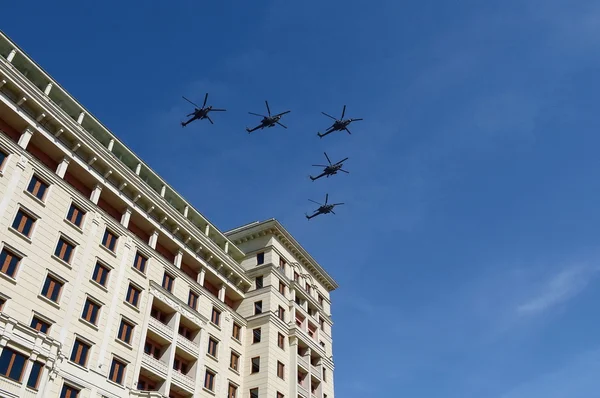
4;0;600;396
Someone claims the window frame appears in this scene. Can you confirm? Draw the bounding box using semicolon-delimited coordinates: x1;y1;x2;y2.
30;313;53;334
40;272;66;304
53;235;77;265
117;317;135;345
254;300;262;315
108;356;128;385
251;356;260;374
252;328;261;344
101;228;119;253
132;251;148;274
69;337;92;368
207;336;219;358
125;282;142;308
0;243;24;279
65;202;86;229
204;369;216;391
11;206;38;239
91;260;111;288
81;296;102;326
26;174;49;202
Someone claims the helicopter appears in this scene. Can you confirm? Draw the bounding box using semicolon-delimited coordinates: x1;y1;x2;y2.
305;194;344;220
246;101;291;133
310;152;349;181
317;105;363;138
181;93;226;127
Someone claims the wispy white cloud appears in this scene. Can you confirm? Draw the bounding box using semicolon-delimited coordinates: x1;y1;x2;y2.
516;263;600;315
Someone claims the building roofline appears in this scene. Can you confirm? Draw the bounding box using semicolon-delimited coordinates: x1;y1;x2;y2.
225;219;339;291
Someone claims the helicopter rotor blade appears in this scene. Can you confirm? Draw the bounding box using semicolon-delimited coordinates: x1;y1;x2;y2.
325;193;329;204
308;199;321;205
332;202;345;206
207;116;214;124
275;110;291;116
249;112;266;117
330;210;336;215
334;157;349;165
341;105;346;120
210;108;226;112
321;112;337;121
265;101;271;116
182;96;200;108
312;164;329;167
276;122;287;129
324;152;332;165
345;127;352;135
339;169;350;173
203;93;209;108
350;118;363;122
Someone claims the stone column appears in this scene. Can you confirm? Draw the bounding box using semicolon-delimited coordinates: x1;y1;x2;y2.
17;127;34;149
197;268;206;286
55;157;70;179
121;207;132;228
149;230;159;250
90;184;102;204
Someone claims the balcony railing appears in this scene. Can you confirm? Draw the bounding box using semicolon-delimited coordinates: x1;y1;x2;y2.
310;364;321;378
177;335;199;356
298;355;309;369
148;317;173;340
298;384;309;398
130;391;166;398
141;353;168;377
0;377;22;396
171;370;195;392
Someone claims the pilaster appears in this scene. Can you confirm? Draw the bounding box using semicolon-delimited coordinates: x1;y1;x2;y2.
17;126;34;149
55;157;70;179
90;184;102;204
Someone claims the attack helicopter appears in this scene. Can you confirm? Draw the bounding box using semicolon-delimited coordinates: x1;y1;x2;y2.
246;101;291;133
181;93;226;127
305;194;344;220
317;105;363;138
310;152;349;181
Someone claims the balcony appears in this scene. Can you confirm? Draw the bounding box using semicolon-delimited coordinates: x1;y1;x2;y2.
298;384;309;398
130;391;166;398
141;354;168;378
311;364;321;378
177;335;198;356
148;317;173;340
171;370;195;392
0;377;22;397
298;355;309;370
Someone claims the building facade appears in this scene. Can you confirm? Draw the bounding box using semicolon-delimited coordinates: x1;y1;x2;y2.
0;30;337;398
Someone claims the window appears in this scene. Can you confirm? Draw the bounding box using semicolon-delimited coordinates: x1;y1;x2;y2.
92;262;110;287
277;361;285;379
60;384;80;398
70;339;90;367
173;356;189;373
228;383;238;398
31;316;51;334
41;274;64;303
133;251;147;273
162;272;174;292
323;368;327;381
125;283;141;307
255;276;263;289
318;293;324;306
0;247;21;278
27;360;43;390
277;393;284;398
208;337;218;357
278;333;285;349
118;319;134;344
279;281;285;296
294;272;299;282
320;319;325;331
144;339;161;359
204;370;215;391
279;257;286;271
250;388;259;398
0;347;27;381
0;149;7;170
188;290;198;309
256;252;264;265
254;301;262;315
179;325;192;340
81;298;101;325
278;306;285;321
252;328;261;343
12;209;35;237
137;377;156;391
308;324;316;339
251;357;260;373
54;237;75;264
27;175;48;201
66;203;85;227
108;357;127;384
0;297;5;311
232;322;241;340
305;284;311;294
230;351;239;371
102;229;118;252
211;307;220;326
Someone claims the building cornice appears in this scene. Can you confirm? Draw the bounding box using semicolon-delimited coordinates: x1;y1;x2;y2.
226;219;339;291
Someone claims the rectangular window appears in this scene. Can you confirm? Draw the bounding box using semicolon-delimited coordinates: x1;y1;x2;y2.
133;252;147;273
204;370;215;391
55;237;75;264
254;301;262;315
109;358;126;384
255;276;263;289
278;333;285;349
126;283;141;307
279;257;286;271
232;322;241;340
92;262;110;287
277;361;285;379
318;294;324;306
179;325;192;340
279;281;285;295
41;275;64;303
320;319;325;331
230;351;239;371
102;229;118;252
323;368;327;381
144;339;162;359
0;347;27;381
277;393;284;398
251;357;260;373
66;203;85;227
27;360;43;390
278;306;285;321
250;388;259;398
294;272;299;282
188;291;199;310
70;339;91;367
82;298;101;325
0;150;7;170
305;284;311;294
208;337;218;357
12;209;35;237
30;316;51;334
173;356;189;374
211;307;220;325
252;328;261;343
60;384;80;398
162;272;174;292
118;319;134;344
228;383;238;398
0;297;5;311
27;175;48;201
0;247;21;278
256;252;264;265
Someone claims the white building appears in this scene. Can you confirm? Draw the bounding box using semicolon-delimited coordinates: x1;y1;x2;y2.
0;30;337;398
